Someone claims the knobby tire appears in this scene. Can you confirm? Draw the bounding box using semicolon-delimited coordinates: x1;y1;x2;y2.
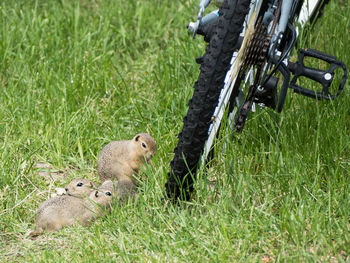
165;0;252;201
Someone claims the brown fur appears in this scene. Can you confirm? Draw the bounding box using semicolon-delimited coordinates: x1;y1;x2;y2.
97;133;156;184
100;179;137;203
65;178;97;198
30;188;115;237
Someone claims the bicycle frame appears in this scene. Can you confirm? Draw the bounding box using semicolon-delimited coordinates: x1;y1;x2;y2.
188;0;321;35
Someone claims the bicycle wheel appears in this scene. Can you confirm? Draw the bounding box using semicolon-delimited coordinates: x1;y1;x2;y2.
165;0;253;201
165;0;331;202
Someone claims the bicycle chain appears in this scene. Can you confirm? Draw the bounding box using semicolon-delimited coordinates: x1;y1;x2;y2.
235;19;270;132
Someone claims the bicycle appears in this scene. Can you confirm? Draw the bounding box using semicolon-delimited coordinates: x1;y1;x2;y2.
165;0;347;201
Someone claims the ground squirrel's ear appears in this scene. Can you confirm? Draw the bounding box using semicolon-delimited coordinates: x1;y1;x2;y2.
134;135;140;142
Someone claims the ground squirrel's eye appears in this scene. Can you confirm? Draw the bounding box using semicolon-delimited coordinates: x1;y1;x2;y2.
141;142;147;148
105;191;112;196
77;182;83;187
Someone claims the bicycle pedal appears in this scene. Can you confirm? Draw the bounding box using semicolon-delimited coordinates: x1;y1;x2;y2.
287;48;347;100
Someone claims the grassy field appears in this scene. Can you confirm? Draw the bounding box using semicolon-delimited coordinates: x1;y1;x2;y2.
0;0;349;261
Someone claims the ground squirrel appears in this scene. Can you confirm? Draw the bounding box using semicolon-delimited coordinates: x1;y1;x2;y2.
100;179;137;202
30;188;115;237
65;178;97;198
97;133;156;184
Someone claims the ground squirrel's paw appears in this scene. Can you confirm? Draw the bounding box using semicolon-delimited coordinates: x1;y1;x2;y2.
55;187;66;196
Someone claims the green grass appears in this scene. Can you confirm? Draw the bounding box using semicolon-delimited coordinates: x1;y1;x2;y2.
0;0;349;262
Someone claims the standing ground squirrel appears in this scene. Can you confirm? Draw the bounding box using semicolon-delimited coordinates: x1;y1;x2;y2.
30;188;115;237
65;178;97;198
97;133;156;184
